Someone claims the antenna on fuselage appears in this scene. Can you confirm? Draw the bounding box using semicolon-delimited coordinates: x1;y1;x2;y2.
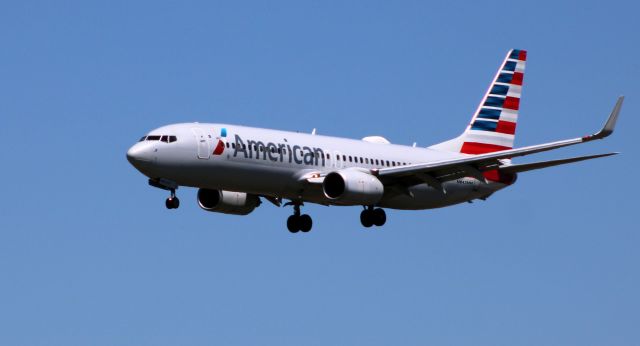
412;142;417;147
311;128;317;135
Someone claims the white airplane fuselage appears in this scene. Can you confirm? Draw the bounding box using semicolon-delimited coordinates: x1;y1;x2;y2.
127;123;510;210
126;49;621;232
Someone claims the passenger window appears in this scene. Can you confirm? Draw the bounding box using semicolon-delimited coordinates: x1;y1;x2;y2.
386;160;390;166
343;155;346;161
392;162;396;166
359;157;363;163
365;158;369;164
375;159;379;165
337;155;340;161
226;142;230;148
232;143;236;149
326;153;330;159
349;156;352;162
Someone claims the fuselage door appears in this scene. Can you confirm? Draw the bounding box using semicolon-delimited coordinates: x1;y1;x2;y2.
192;128;211;159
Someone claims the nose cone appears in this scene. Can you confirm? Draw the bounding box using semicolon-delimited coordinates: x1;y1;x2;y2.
126;142;155;171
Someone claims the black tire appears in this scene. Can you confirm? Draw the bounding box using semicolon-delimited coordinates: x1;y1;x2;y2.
360;210;374;228
299;214;312;232
287;215;300;233
172;197;180;209
373;208;386;226
165;198;174;209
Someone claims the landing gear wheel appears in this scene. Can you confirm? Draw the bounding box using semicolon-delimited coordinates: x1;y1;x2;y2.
360;209;374;228
287;215;300;233
372;208;386;226
299;214;313;232
165;196;180;209
284;202;313;233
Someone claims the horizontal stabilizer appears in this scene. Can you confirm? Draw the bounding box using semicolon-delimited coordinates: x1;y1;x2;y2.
499;152;618;174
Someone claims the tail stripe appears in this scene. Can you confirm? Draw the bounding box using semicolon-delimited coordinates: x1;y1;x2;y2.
490;85;509;95
428;49;527;157
509;49;527;60
461;49;527;154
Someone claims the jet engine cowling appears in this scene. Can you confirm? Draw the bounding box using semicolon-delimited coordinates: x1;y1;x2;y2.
322;169;384;205
197;189;260;215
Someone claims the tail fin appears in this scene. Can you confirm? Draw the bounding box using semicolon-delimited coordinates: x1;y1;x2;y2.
430;49;527;154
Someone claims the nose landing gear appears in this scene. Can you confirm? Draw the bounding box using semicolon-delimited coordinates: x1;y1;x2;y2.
360;206;386;228
165;189;180;209
284;202;313;233
148;179;180;210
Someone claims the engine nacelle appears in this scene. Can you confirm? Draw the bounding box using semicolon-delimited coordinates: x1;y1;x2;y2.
322;169;384;205
197;189;260;215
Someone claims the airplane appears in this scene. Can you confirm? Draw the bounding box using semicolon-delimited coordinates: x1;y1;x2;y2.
126;49;623;233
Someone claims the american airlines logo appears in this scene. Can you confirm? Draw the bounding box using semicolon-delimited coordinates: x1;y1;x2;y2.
233;134;327;166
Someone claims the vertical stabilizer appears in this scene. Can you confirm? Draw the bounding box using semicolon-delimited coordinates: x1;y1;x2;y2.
430;49;527;154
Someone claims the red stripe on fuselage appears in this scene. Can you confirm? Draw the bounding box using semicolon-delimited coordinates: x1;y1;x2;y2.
212;140;225;155
483;169;517;185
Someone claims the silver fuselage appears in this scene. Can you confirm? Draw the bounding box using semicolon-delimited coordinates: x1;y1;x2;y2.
127;123;509;210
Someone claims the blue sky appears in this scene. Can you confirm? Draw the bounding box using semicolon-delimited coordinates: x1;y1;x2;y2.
1;1;638;345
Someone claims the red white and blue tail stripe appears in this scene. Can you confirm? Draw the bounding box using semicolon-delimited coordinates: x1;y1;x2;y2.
430;49;526;155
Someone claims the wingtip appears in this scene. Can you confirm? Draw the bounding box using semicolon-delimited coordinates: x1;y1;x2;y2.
588;96;624;140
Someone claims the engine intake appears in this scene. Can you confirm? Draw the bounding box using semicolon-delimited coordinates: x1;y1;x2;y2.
197;189;260;215
322;169;384;205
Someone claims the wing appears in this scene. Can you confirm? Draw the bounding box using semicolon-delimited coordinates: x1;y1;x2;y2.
374;96;624;188
498;152;618;174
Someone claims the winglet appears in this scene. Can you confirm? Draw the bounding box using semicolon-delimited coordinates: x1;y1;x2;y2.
588;96;624;140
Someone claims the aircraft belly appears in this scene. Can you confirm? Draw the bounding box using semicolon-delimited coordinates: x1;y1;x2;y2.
378;179;506;210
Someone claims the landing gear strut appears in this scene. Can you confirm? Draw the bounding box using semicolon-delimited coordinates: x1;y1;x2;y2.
284;202;312;233
165;189;180;209
360;206;386;228
148;179;180;210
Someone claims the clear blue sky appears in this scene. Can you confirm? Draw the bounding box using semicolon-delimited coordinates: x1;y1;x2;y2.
1;1;638;345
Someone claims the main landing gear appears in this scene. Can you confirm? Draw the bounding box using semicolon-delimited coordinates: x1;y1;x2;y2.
285;202;312;233
165;189;180;209
360;206;386;228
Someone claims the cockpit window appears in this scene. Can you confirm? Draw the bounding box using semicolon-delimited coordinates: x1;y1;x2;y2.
140;135;177;143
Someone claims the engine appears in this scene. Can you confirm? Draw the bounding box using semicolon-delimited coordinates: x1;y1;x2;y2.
197;189;260;215
322;169;384;205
